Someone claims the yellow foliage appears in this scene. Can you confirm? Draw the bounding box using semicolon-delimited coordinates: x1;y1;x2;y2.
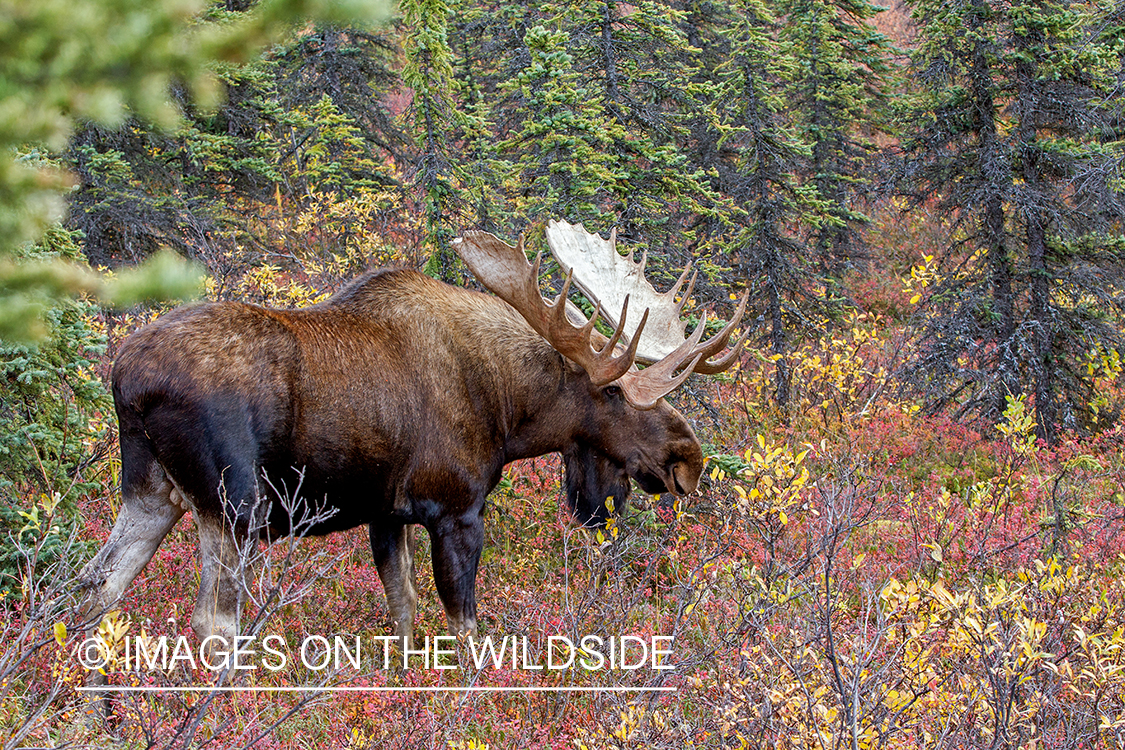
727;436;809;527
739;311;895;429
902;253;941;304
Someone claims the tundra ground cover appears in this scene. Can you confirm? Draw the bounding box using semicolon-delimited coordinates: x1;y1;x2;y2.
4;257;1125;748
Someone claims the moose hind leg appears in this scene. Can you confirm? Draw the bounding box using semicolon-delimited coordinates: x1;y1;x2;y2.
192;511;247;666
370;522;418;649
428;511;484;638
79;464;184;625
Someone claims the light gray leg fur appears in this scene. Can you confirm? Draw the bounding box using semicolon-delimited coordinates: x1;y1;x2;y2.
79;470;184;702
79;472;185;624
374;524;418;651
191;512;246;668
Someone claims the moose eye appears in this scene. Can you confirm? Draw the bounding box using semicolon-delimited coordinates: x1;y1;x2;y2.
604;385;623;399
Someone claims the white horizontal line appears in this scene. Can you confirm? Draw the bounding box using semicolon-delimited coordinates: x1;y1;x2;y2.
78;685;676;693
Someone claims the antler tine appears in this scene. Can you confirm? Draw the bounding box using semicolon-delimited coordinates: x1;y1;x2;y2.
671;265;697;314
694;289;749;360
546;220;744;370
610;303;647;369
674;289;749;374
527;247;543;295
545;260;649;385
618;353;703;409
553;266;585;327
596;293;627;357
454;229;642;387
458;224;748;408
615;311;710;408
693;328;750;374
553;269;608;360
615;286;750;404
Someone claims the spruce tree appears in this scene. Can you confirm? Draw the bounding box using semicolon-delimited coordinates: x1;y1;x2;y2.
496;24;627;228
273;25;405;159
780;0;894;283
0;0;391;340
538;0;717;244
899;0;1125;440
68;49;400;278
447;4;511;233
456;0;716;266
701;0;831;407
0;227;112;596
400;0;468;280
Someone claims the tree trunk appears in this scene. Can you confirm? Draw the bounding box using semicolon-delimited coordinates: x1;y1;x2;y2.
1015;33;1056;442
969;26;1018;413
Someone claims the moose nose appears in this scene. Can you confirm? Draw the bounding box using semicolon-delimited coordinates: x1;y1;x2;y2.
668;461;700;495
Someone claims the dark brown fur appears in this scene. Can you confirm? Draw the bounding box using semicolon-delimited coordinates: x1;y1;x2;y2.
85;268;705;645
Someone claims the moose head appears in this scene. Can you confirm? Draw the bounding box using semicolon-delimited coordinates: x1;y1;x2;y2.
456;219;748;525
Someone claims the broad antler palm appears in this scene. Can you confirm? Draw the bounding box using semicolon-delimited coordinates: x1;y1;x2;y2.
454;223;747;409
546;219;749;374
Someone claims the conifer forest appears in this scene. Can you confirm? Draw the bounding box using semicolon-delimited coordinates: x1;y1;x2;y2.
3;0;1125;747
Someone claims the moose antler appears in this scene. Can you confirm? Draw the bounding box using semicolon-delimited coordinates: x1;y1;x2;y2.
455;225;747;409
454;231;645;387
546;219;749;375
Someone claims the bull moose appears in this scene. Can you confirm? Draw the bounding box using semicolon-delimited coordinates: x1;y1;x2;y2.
78;220;746;654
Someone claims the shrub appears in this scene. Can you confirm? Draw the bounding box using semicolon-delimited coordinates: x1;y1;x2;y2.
0;227;112;597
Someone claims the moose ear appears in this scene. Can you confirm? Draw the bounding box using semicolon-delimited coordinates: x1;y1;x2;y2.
562;444;630;528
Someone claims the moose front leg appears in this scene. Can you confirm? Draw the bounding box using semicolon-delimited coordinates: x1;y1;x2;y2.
428;510;485;638
370;521;418;649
